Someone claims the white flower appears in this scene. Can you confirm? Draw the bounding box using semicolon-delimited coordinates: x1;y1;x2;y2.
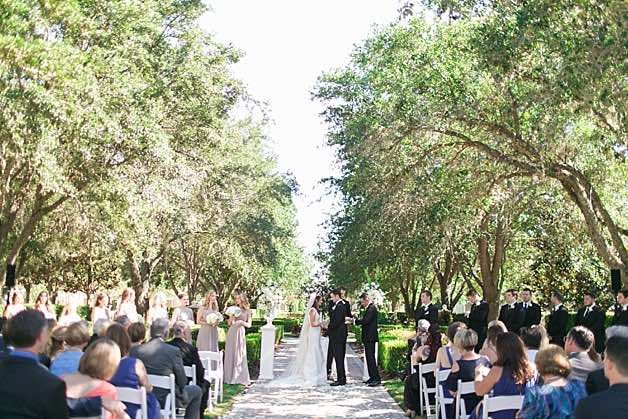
225;306;242;318
206;312;224;326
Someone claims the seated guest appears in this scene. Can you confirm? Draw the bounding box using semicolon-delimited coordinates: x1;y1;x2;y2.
520;325;549;363
62;339;121;419
46;325;67;358
516;345;586;419
107;323;160;419
474;332;537;419
585;325;628;395
575;335;628;419
128;322;146;349
132;318;202;419
480;324;506;364
114;315;131;329
51;321;90;376
0;310;68;417
168;321;211;417
445;329;491;418
434;321;466;419
88;318;112;348
435;321;466;370
565;326;602;382
403;319;442;417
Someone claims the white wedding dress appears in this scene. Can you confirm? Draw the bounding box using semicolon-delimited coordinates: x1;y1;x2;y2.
268;294;327;387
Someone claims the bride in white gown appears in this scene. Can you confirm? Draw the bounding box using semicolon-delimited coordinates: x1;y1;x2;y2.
269;293;327;387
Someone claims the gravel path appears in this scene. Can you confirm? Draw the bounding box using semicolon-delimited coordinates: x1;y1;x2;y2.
225;336;405;419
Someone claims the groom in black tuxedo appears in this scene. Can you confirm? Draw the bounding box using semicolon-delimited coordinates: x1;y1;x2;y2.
354;292;380;386
326;287;351;379
328;288;348;386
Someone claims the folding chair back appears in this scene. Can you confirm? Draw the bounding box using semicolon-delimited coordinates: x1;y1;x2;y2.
148;373;177;419
481;394;524;419
116;386;148;419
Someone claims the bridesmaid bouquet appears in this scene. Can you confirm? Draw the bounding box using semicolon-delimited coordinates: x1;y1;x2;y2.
225;306;242;318
206;312;224;326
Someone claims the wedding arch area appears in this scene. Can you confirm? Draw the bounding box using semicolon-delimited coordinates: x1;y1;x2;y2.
1;0;626;418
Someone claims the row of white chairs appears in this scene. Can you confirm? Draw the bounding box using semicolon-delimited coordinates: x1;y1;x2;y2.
418;362;524;419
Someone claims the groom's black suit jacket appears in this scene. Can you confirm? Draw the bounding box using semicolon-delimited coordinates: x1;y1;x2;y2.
327;301;348;344
355;303;379;343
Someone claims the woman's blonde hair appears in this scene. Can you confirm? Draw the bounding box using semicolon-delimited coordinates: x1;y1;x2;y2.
535;344;571;378
454;328;478;351
203;291;218;311
79;339;121;381
236;293;250;310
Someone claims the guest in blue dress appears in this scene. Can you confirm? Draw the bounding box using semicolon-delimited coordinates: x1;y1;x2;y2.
50;321;90;377
473;332;537;419
517;345;587;419
435;322;466;419
445;328;492;417
106;324;160;419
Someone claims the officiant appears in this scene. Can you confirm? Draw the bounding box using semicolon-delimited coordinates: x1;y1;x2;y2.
354;292;381;386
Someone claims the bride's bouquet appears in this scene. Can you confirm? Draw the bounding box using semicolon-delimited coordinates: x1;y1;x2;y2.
225;306;242;318
206;312;224;326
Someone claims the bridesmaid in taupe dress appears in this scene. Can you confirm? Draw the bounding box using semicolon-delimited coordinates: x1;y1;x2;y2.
223;293;252;385
196;291;220;352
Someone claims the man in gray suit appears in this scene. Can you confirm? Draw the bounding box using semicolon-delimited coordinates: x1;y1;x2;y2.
565;325;603;382
131;318;203;419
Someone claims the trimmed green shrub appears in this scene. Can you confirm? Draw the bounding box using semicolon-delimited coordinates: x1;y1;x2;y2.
377;338;409;375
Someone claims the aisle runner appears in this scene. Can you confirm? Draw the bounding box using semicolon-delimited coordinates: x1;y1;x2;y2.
226;336;405;419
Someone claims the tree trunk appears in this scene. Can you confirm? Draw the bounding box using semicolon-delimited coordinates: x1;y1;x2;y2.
477;212;510;321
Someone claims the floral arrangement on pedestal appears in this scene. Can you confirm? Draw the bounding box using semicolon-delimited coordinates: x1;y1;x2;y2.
358;281;386;307
258;285;284;325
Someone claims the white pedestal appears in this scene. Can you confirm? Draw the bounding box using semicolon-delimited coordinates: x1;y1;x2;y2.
259;324;276;380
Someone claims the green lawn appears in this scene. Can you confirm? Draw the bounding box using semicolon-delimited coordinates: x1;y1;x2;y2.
203;384;245;419
384;378;405;411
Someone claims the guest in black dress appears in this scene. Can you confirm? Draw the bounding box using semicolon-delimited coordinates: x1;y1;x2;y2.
403;319;442;417
445;328;492;418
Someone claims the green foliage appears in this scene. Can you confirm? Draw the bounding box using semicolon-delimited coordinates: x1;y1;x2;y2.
0;0;309;305
315;0;627;317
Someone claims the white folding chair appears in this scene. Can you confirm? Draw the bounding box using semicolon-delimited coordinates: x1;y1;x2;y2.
419;362;438;418
184;365;197;385
436;369;452;419
148;373;177;419
481;394;524;419
199;350;224;404
455;379;476;419
116;387;148;419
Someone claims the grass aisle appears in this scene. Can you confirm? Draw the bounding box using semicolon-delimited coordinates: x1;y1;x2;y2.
204;384;245;419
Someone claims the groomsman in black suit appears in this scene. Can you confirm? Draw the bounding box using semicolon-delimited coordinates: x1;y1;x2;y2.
547;291;569;345
465;290;489;351
354;292;380;386
498;289;524;333
612;289;628;326
327;287;352;379
520;288;542;327
339;287;352;320
575;291;606;353
415;289;439;329
327;289;348;386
